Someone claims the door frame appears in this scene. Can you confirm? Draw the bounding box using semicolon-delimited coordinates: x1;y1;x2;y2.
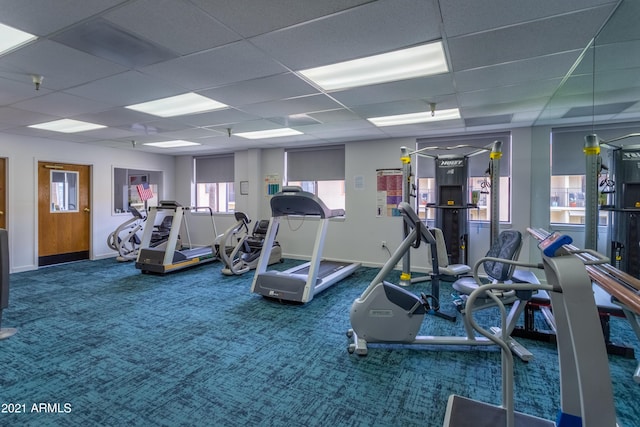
35;158;92;266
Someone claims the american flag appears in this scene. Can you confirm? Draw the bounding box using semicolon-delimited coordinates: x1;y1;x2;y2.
136;182;154;201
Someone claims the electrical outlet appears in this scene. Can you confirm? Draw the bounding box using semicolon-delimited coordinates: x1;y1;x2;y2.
381;240;387;248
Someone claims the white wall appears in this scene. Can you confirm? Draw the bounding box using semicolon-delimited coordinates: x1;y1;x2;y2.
1;133;175;272
170;131;542;272
6;125;590;274
263;133;537;271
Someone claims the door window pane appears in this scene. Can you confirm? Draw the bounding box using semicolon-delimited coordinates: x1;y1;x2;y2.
50;171;78;212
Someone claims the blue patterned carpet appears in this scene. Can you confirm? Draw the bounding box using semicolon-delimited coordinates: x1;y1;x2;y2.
0;258;639;427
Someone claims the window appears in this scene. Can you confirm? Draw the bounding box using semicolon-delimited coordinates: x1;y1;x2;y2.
113;168;161;214
551;126;614;226
416;132;511;222
285;146;346;210
195;155;235;212
50;170;78;212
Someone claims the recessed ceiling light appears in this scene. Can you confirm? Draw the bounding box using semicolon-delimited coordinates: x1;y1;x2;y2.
125;93;228;117
0;23;37;56
235;128;303;139
28;119;107;133
143;140;201;148
299;42;448;91
367;109;461;127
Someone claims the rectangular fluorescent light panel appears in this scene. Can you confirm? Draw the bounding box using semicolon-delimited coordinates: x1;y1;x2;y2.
0;23;37;55
143;140;201;148
28;119;106;133
299;42;448;91
125;93;228;117
235;128;303;139
367;108;461;127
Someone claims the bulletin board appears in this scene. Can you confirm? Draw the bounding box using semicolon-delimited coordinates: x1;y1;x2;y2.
376;168;403;217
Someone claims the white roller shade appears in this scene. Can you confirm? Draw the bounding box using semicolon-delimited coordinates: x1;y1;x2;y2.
195;154;234;183
287;146;345;181
552;123;640;175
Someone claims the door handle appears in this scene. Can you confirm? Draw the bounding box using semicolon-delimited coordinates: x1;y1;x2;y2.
0;211;3;215
84;208;90;213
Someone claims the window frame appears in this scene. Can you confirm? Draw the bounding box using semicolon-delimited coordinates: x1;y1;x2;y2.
194;155;235;213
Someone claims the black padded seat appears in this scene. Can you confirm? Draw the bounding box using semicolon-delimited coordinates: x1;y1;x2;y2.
426;228;472;277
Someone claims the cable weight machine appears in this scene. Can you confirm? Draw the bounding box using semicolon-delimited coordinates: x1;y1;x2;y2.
396;141;503;322
399;141;503;280
583;132;640;277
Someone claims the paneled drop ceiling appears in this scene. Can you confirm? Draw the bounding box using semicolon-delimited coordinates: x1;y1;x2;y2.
0;0;636;155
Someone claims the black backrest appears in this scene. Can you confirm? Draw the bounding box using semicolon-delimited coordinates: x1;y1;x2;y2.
253;220;271;238
483;230;522;281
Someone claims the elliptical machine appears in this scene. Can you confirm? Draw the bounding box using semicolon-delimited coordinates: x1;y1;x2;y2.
220;212;282;276
107;206;146;262
107;206;176;262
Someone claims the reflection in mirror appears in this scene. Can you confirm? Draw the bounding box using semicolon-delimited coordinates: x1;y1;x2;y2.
535;0;640;130
539;0;640;253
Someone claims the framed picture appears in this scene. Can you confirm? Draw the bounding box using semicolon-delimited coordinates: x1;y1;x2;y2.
240;181;249;195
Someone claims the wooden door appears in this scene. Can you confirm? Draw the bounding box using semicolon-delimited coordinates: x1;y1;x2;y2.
38;162;91;266
0;158;5;229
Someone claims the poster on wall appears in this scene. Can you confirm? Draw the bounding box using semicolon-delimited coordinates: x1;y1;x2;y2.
376;168;402;217
265;174;281;196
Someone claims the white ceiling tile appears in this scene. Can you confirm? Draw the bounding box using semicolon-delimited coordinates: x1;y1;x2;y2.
0;106;58;126
12;92;113;117
0;0;125;35
140;41;288;90
575;40;640;75
190;0;374;38
350;100;454;118
307;109;362;123
239;94;344;117
103;0;241;55
0;0;635;154
65;71;187;106
208;119;286;134
199;73;319;107
301;126;387;141
460;79;561;107
330;75;455;108
72;108;162;127
440;0;617;37
0;40;128;90
0;77;51;105
250;0;442;70
156;127;223;140
173;109;260;128
448;6;615;71
454;51;582;92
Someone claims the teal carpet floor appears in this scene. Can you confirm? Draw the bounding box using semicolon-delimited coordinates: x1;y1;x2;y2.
1;258;639;427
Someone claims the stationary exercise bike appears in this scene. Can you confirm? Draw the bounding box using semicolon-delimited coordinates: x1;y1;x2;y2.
347;202;533;357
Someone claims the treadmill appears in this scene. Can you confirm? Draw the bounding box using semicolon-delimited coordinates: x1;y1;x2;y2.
250;186;360;303
135;201;217;274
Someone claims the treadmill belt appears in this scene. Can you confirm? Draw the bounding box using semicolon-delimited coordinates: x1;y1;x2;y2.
294;261;347;278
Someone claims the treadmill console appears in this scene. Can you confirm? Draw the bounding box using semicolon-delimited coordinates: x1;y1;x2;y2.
270;187;339;218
